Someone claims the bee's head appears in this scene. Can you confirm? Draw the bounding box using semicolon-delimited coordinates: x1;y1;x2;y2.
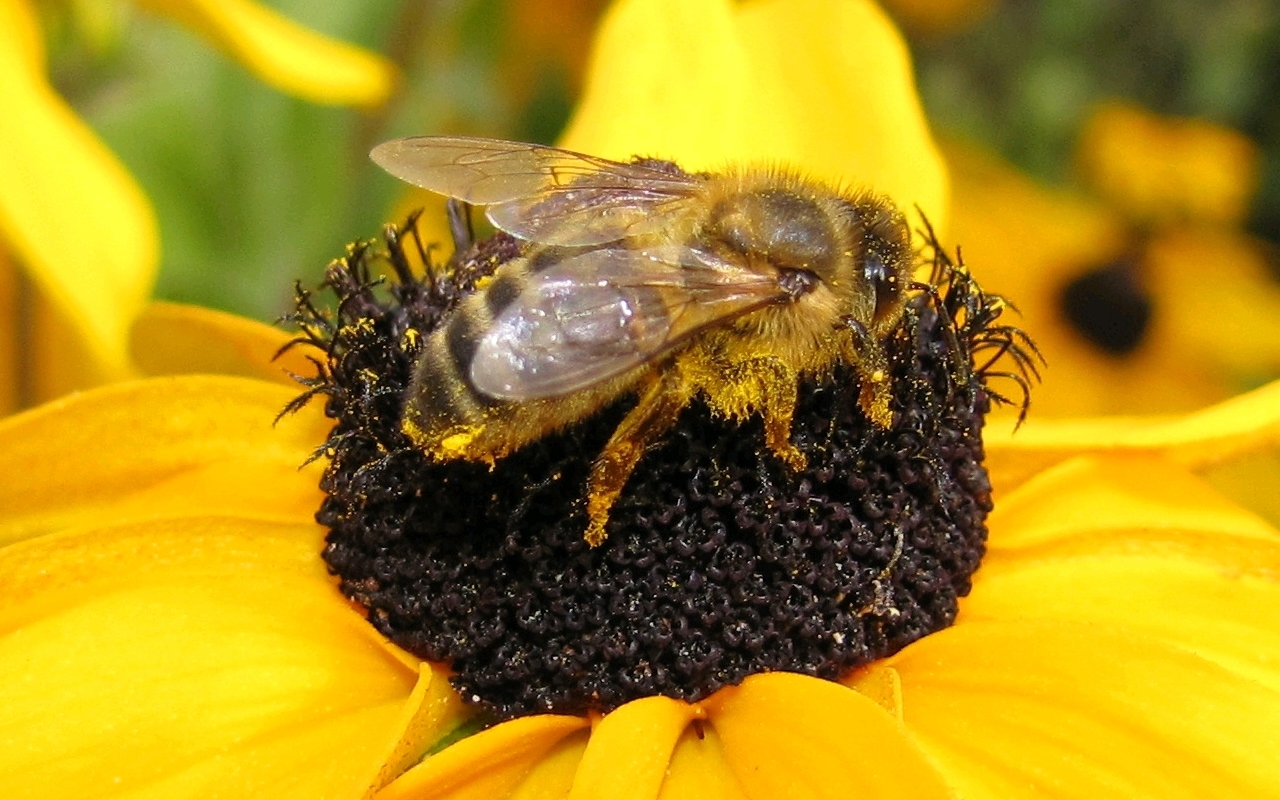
838;195;912;339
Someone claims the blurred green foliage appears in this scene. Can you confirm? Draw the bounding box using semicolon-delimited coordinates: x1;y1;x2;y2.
909;0;1280;240
46;0;1280;323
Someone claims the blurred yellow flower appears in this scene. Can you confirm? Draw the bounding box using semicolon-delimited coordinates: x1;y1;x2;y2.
949;102;1280;422
0;0;394;414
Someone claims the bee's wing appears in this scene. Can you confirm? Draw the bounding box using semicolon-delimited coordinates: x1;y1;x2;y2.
370;136;704;246
471;247;788;400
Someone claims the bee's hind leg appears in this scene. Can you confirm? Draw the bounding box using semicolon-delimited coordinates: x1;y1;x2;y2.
446;199;475;252
585;373;690;547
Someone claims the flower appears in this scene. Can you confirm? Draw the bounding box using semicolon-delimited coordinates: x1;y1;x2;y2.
947;102;1280;421
3;1;1279;798
0;0;395;412
3;335;1277;797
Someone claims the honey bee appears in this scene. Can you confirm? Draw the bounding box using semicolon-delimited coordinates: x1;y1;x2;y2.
371;136;912;546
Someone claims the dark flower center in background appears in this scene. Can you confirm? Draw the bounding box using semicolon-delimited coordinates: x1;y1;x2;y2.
1059;253;1154;355
286;212;1035;720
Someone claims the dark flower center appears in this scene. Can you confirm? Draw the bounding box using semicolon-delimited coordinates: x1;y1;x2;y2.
286;211;1035;720
1059;253;1153;355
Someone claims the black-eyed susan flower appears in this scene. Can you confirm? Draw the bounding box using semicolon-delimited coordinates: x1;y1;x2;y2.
3;1;1279;798
3;328;1278;797
0;0;395;412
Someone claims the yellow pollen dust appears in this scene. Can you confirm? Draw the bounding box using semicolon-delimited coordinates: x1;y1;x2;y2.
440;427;483;457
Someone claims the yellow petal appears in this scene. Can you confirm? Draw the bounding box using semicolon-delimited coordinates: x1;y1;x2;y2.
1148;227;1280;374
368;663;473;798
559;0;947;227
1;0;43;71
0;0;158;382
568;696;699;800
657;724;748;800
703;671;952;799
970;453;1280;693
734;0;947;226
987;453;1280;552
1076;101;1260;227
507;730;591;800
0;248;18;416
0;375;331;544
136;0;395;107
844;663;904;721
375;715;590;800
0;516;430;800
890;621;1280;799
970;544;1280;694
130;300;318;385
985;378;1280;492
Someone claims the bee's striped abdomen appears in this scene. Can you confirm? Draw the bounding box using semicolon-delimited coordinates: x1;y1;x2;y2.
401;261;534;456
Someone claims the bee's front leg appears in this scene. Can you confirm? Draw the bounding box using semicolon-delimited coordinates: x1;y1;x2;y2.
585;371;691;546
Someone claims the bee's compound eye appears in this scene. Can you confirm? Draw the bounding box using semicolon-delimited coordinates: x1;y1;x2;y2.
865;251;902;325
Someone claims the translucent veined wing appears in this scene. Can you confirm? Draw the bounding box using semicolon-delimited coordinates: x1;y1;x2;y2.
470;246;789;400
369;136;705;246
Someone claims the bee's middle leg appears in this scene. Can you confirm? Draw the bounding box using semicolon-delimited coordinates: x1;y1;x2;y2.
750;359;805;472
584;373;690;546
706;357;805;472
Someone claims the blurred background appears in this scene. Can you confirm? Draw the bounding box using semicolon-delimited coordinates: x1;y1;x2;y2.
7;0;1280;485
33;0;1279;317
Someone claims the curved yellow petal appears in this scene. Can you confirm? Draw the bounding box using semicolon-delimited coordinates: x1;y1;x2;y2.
970;546;1280;694
559;0;947;228
987;453;1280;552
131;301;320;385
735;0;948;227
375;715;590;800
1;0;43;71
568;696;700;800
657;724;748;800
890;621;1280;799
507;730;591;800
0;248;18;416
703;672;952;799
0;516;426;800
137;0;395;107
971;453;1280;693
0;375;330;543
985;378;1280;492
0;0;158;382
368;663;472;798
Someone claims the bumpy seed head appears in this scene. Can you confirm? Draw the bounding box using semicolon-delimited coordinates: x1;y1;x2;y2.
285;207;1037;720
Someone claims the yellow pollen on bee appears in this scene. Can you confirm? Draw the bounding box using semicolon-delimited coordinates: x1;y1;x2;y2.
401;328;421;350
440;427;483;456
